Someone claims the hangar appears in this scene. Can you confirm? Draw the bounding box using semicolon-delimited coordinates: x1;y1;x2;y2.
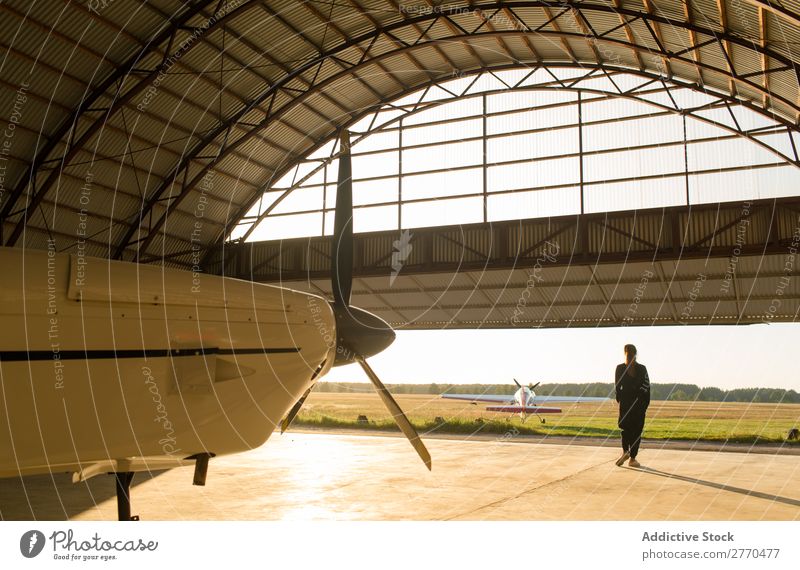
0;0;799;523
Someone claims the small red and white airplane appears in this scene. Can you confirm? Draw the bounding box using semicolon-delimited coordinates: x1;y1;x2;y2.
442;379;608;423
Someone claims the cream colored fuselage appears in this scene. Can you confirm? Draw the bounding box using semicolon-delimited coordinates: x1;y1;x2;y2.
0;247;335;478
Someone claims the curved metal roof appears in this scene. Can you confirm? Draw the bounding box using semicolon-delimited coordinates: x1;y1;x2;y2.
1;0;798;266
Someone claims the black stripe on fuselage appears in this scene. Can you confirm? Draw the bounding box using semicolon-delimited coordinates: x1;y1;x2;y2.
0;347;301;362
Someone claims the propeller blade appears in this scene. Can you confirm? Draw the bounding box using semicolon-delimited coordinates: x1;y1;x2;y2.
332;129;353;306
281;387;313;434
356;356;431;471
530;381;541;390
325;130;428;468
513;378;522;388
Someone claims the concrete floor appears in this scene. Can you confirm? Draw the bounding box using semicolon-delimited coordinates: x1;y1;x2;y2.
1;431;798;520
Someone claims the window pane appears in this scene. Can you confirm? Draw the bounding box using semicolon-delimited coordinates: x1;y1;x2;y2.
324;184;336;210
352;130;399;153
436;75;478;96
354;204;398;232
354;178;398;206
687;138;784;172
494;68;533;87
572;75;621;93
753;132;797;160
684;118;729;141
602;74;652;93
689;166;800;204
584;176;686;213
271;186;323;215
249;212;322;240
583;114;683;152
325;160;338;185
487;128;579;163
488;156;581;192
307;140;337;160
420;84;458;102
402;140;483;174
323;210;335;236
694;104;777;132
488;187;580;221
581;97;657;123
372;108;404;127
463;72;511;95
487;104;578;135
403;98;483;126
402;118;482;147
243;190;282;218
583;146;685;183
402;196;484;228
352;150;399;179
486;90;577;114
228;222;252;241
657;87;718;110
273;160;325;188
403;168;482;200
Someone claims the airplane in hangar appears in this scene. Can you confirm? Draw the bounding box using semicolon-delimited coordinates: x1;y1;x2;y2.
442;380;608;423
0;130;429;520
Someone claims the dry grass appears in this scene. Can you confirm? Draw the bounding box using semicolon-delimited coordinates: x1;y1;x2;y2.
293;392;800;443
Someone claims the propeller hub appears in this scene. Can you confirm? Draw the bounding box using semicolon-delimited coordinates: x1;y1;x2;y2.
331;303;395;366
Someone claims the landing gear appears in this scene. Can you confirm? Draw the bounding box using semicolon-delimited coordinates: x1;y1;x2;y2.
519;414;546;424
114;472;138;521
191;452;214;486
110;453;214;521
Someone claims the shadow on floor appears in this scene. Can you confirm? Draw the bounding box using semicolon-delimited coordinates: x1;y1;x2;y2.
0;470;167;521
633;465;800;508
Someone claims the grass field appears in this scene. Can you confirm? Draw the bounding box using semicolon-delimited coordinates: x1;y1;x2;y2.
293;392;800;444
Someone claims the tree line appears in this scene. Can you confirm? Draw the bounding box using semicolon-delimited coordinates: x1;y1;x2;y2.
316;382;800;403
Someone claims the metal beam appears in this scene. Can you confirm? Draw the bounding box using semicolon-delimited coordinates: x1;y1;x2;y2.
354;294;788;312
295;269;797;296
743;0;800;27
213;197;800;283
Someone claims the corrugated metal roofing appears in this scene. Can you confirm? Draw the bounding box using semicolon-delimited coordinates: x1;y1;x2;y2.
0;0;798;271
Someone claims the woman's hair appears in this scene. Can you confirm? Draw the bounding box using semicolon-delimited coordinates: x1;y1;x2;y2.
624;344;637;357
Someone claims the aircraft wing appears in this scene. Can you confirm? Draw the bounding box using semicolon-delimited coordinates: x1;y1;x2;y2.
441;393;515;404
486;406;562;414
531;396;609;403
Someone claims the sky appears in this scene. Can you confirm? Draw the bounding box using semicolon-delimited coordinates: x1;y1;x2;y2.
321;323;800;391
